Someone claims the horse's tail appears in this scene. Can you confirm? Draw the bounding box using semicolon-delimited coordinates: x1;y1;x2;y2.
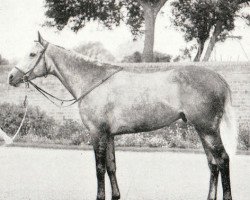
220;91;238;158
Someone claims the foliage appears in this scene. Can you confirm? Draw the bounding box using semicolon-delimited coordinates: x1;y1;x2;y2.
171;0;250;61
0;103;56;137
0;102;248;150
74;42;115;62
0;103;88;145
56;119;90;145
173;46;195;62
0;54;9;65
45;0;143;36
44;0;168;62
154;51;172;62
238;122;250;150
122;51;172;63
115;122;201;149
122;51;143;63
44;0;167;37
172;0;245;42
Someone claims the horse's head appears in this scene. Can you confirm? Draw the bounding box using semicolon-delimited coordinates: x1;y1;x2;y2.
8;32;49;87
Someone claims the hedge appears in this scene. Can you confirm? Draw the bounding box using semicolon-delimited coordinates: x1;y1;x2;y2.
0;102;248;150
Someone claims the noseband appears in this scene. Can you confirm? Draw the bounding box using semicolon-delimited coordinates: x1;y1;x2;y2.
15;42;49;85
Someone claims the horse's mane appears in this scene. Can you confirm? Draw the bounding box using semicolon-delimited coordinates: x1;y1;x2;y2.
51;44;250;73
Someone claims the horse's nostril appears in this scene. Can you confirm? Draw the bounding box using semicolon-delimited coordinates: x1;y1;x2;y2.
9;74;14;82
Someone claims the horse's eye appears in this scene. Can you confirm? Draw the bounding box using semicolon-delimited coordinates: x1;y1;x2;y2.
30;53;36;57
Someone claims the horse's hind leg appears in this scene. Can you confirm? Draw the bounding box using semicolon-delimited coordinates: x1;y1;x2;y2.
106;136;120;200
198;131;220;200
196;127;232;200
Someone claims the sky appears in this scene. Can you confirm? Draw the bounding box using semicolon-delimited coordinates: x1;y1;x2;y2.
0;0;250;61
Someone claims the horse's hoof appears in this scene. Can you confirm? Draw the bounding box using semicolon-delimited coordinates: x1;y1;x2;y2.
96;198;105;200
111;195;120;200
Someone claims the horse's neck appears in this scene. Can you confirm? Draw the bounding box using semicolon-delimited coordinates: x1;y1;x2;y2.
47;45;119;99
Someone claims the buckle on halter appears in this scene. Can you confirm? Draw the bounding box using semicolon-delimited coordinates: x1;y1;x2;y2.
23;75;28;83
23;75;29;88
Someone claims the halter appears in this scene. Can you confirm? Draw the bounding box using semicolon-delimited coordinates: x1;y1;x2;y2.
15;42;123;107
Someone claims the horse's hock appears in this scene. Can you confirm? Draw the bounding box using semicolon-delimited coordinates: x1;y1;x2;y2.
2;61;250;137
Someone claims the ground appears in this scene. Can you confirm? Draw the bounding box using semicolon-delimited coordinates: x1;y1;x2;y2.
0;147;249;200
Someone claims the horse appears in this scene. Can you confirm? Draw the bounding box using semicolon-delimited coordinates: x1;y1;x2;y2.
8;32;237;200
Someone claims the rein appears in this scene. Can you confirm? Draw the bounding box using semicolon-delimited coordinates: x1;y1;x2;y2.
27;67;123;107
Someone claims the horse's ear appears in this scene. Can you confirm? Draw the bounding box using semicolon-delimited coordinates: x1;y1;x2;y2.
37;31;47;47
38;31;42;42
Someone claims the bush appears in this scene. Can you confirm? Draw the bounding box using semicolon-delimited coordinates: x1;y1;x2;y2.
0;102;249;150
0;103;89;145
56;119;90;145
238;122;250;150
0;103;56;138
115;122;201;149
122;51;172;63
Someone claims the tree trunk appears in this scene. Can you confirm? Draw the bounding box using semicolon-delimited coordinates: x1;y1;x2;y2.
139;0;168;62
142;7;156;62
202;21;223;61
193;40;205;62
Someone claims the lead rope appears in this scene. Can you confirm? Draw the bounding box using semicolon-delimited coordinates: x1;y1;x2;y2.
10;95;28;143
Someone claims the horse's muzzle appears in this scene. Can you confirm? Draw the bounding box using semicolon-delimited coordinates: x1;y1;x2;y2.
8;69;21;87
8;73;17;86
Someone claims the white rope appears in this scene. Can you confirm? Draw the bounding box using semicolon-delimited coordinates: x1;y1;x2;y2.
0;96;28;146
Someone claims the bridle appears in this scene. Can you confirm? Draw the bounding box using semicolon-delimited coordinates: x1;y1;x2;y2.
15;42;123;107
15;42;49;84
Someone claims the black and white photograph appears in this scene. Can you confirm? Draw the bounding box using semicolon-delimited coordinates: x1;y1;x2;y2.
0;0;250;199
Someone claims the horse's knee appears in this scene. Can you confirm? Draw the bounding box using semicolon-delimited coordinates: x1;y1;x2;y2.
107;165;118;177
216;152;230;170
106;156;116;174
96;163;106;178
208;162;219;174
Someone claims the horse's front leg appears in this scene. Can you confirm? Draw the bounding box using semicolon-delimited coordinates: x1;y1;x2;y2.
93;132;108;200
106;135;120;200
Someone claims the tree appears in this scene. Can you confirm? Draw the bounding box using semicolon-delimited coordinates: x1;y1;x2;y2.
122;51;142;63
0;54;9;65
44;0;168;62
203;0;250;61
122;51;172;63
74;42;116;63
171;0;250;61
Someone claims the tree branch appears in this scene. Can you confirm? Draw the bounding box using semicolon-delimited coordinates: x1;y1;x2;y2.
237;0;250;5
155;0;168;13
137;0;148;9
138;0;168;14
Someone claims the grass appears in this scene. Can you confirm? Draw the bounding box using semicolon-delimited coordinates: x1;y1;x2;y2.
3;141;250;155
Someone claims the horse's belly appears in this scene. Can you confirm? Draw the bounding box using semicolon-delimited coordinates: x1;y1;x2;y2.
108;100;180;134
